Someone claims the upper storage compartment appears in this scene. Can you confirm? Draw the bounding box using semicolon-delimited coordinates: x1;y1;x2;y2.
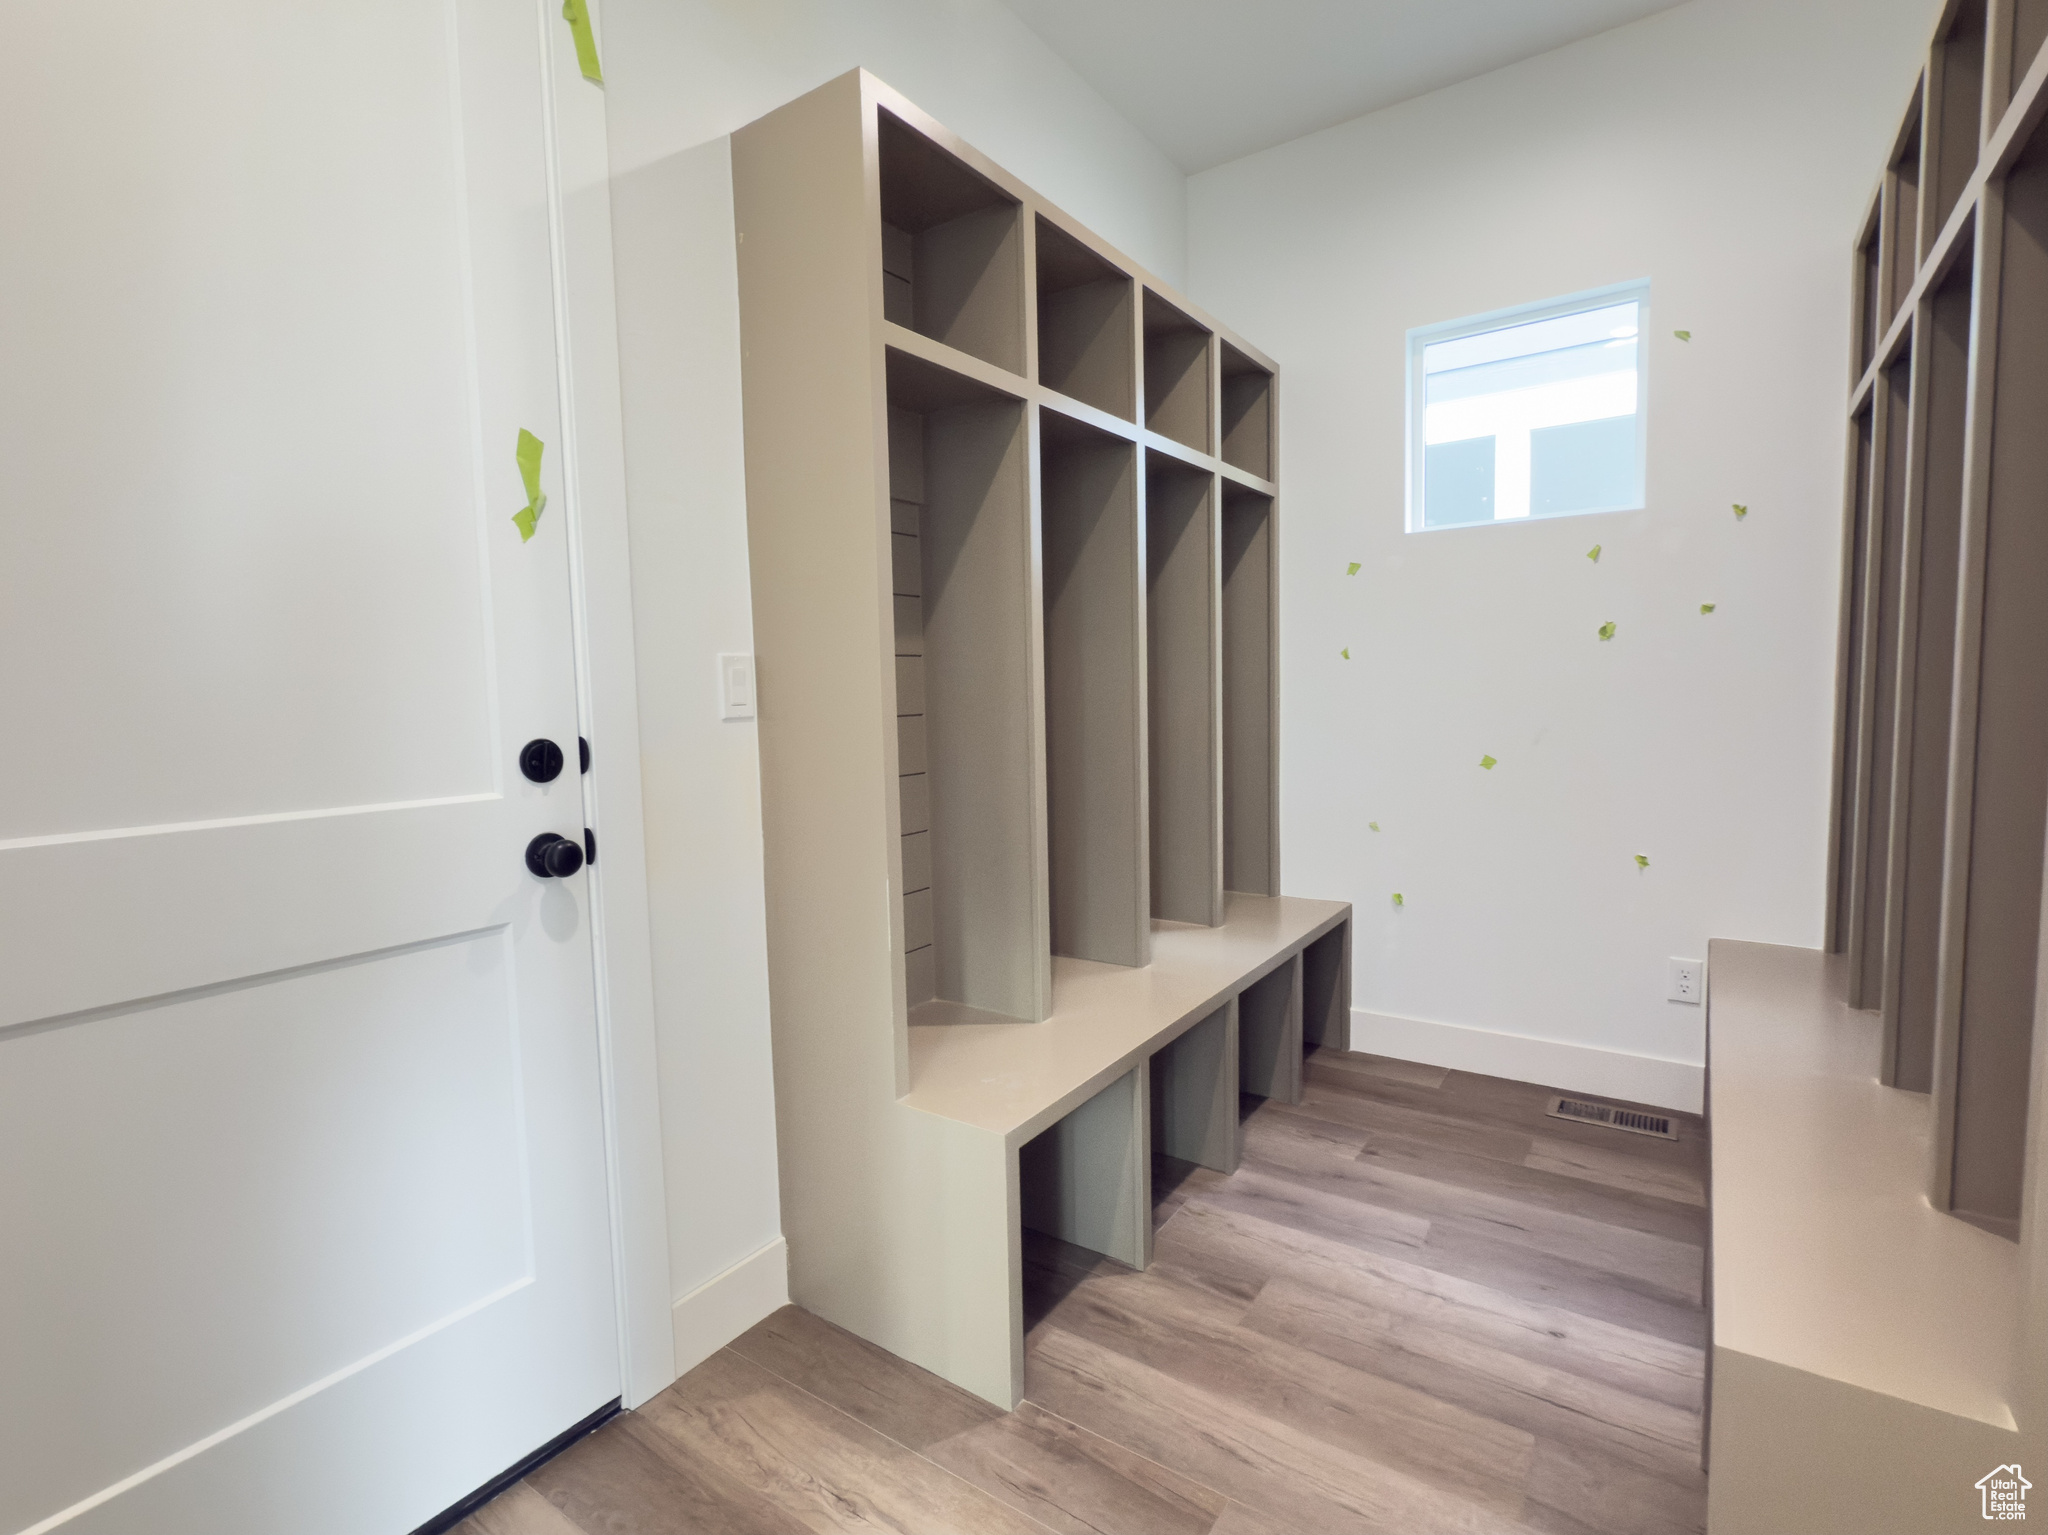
879;110;1026;375
1036;216;1135;420
1220;341;1274;479
1143;289;1213;454
1887;90;1924;321
1929;0;1986;237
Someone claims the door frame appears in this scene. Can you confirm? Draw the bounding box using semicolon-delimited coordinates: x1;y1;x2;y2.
535;0;677;1412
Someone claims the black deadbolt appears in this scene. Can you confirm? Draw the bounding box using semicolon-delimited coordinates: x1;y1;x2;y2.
583;827;597;865
520;738;565;783
525;832;585;878
579;736;591;774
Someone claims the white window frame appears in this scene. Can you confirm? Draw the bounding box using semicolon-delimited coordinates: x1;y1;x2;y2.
1405;279;1651;534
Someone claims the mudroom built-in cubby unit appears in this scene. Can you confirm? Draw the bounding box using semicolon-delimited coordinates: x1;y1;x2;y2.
1788;21;2048;1508
734;68;1346;1410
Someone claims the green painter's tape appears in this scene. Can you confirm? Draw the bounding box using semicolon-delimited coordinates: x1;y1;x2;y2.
1598;621;1616;640
1392;893;1404;907
1701;603;1717;614
1635;854;1650;870
563;0;603;83
1341;647;1350;659
513;430;547;542
1369;822;1380;832
1479;754;1497;770
1587;544;1601;563
1733;503;1749;520
1347;562;1361;576
1674;330;1691;341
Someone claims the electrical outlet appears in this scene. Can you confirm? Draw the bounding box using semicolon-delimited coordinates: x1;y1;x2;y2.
1669;958;1704;1005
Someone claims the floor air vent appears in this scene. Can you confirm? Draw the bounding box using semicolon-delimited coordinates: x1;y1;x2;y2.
1544;1094;1678;1140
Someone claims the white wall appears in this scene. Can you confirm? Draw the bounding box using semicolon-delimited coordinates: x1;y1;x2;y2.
597;0;1187;1369
1186;0;1934;1112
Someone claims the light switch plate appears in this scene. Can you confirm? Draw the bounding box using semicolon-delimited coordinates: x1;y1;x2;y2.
719;653;756;720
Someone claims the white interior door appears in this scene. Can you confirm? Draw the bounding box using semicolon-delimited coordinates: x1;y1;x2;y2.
0;4;620;1531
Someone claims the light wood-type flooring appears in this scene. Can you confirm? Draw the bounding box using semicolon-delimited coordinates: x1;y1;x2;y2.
455;1049;1708;1535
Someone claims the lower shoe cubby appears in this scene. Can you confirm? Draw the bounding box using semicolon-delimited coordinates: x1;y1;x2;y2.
1239;954;1303;1105
1151;1000;1241;1174
1019;1067;1151;1269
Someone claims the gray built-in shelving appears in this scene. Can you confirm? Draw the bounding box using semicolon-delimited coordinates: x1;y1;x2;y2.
733;70;1346;1408
1828;0;2048;1239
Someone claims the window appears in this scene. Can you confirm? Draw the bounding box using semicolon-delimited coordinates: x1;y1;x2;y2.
1407;283;1649;531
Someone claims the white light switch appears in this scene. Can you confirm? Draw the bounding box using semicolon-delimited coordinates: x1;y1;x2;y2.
719;653;756;720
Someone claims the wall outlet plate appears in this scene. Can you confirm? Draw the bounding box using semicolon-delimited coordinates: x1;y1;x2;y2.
1669;957;1704;1005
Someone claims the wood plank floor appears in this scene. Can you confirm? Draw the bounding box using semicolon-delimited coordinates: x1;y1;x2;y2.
456;1050;1707;1535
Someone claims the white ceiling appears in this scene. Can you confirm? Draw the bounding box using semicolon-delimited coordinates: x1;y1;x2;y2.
1001;0;1688;172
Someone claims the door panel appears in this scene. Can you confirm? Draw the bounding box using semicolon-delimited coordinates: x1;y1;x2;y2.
4;933;530;1504
0;1;620;1531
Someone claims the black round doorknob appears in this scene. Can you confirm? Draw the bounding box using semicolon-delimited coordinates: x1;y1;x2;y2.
520;738;565;783
525;832;585;878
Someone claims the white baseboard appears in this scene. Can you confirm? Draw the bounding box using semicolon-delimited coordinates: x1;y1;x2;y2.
1351;1009;1704;1115
669;1235;789;1381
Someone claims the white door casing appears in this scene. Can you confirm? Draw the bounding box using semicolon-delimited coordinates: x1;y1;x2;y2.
0;2;628;1530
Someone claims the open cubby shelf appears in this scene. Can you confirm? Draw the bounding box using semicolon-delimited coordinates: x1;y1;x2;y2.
1889;94;1925;320
735;70;1334;1412
1220;341;1274;479
1830;0;2048;1244
1036;216;1135;421
878;109;1026;375
1143;288;1213;454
